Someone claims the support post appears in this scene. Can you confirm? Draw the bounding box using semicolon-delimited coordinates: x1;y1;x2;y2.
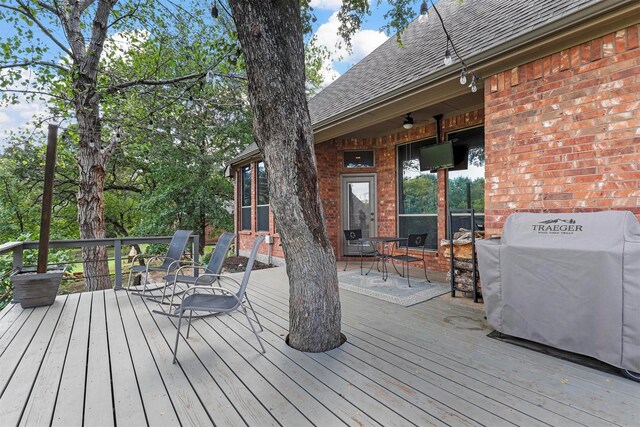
114;239;122;290
13;245;23;272
37;124;58;273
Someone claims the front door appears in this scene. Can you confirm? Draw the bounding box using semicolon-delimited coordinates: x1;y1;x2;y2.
341;174;377;256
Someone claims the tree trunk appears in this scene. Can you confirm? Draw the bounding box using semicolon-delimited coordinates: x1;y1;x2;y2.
75;90;111;291
230;0;342;352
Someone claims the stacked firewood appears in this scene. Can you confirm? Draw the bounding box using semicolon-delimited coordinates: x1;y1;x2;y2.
441;228;483;294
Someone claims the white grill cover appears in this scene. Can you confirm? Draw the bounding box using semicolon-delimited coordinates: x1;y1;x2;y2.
476;211;640;372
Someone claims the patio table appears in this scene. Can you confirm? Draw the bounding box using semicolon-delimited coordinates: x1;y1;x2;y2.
364;236;408;281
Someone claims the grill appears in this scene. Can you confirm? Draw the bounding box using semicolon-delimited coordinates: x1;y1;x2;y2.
476;211;640;375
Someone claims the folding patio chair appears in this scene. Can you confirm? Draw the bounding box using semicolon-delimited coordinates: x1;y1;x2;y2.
172;235;266;363
148;232;236;308
126;229;193;295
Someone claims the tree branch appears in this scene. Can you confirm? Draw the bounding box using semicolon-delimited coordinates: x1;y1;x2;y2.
106;71;246;94
0;61;69;73
107;1;141;29
13;0;74;58
0;88;70;102
104;184;142;193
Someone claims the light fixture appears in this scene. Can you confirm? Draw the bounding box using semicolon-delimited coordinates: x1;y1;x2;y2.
403;113;414;129
211;2;219;19
469;73;478;93
418;0;429;24
443;38;453;66
459;68;467;85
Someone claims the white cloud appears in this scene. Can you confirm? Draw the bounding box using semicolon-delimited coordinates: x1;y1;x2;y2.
0;68;51;148
313;11;387;86
102;30;150;64
309;0;343;11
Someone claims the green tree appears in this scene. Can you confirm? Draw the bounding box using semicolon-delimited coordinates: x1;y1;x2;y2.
0;0;247;290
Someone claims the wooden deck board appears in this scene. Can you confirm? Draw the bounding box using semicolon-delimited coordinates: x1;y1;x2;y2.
114;289;180;426
0;266;637;427
52;292;91;426
0;298;66;425
19;294;79;427
104;289;148;427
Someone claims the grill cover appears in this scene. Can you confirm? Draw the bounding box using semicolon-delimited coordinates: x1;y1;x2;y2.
476;211;640;372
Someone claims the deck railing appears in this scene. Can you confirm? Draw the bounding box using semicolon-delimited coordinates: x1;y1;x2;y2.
0;235;200;291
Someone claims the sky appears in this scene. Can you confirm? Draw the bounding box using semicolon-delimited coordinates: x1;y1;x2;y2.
0;2;399;148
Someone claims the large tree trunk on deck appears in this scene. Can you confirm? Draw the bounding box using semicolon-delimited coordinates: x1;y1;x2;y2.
230;0;342;352
75;84;110;291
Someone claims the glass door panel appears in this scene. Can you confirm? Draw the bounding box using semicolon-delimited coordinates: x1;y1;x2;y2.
341;175;376;256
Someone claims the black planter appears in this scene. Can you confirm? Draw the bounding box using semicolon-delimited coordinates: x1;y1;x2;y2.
12;269;64;308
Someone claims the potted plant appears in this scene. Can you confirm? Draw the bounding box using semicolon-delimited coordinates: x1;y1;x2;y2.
11;124;65;309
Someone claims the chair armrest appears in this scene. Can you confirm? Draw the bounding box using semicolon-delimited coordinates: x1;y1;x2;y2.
170;263;212;279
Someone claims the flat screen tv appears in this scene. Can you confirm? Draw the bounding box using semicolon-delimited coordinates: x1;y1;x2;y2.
419;141;454;171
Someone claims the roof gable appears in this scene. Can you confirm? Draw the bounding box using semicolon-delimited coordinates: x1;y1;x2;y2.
308;0;603;127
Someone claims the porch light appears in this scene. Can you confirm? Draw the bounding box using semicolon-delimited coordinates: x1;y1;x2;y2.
403;113;414;129
418;1;429;24
211;2;219;19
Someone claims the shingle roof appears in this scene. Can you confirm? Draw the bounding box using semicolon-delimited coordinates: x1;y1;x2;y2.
308;0;603;126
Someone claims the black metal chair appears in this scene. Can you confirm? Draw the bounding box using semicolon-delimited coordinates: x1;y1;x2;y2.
126;230;193;295
172;235;265;363
390;233;430;287
343;229;376;274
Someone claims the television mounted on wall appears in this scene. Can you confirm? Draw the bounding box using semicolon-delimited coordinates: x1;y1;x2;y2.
419;141;454;171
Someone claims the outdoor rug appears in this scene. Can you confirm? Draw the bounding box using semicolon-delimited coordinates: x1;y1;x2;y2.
337;270;450;307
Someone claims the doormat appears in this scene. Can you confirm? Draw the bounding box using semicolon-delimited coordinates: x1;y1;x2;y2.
338;270;449;307
487;330;622;377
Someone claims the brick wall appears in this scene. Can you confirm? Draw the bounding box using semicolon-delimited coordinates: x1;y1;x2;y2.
485;24;640;236
317;109;484;272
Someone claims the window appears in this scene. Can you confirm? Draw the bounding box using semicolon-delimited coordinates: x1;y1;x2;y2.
256;162;270;231
343;150;374;168
397;138;438;250
240;165;251;230
447;126;485;234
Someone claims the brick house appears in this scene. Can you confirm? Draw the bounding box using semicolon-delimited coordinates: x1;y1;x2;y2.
229;0;640;269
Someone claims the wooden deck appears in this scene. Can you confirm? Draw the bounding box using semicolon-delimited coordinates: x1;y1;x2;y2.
0;266;638;426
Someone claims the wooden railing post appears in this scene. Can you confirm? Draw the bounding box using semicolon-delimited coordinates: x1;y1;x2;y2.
13;245;23;272
114;239;122;290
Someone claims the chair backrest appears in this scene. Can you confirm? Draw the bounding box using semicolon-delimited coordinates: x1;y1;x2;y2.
407;233;428;249
343;229;362;242
235;235;265;300
206;232;235;274
161;230;193;269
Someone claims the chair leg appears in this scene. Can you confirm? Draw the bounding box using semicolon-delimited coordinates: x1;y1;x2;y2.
343;258;348;271
423;259;430;283
126;269;134;290
244;294;263;332
173;309;184;364
142;269;150;295
242;306;265;353
186;311;193;339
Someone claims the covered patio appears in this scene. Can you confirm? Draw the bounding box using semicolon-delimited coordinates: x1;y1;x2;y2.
0;266;637;426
